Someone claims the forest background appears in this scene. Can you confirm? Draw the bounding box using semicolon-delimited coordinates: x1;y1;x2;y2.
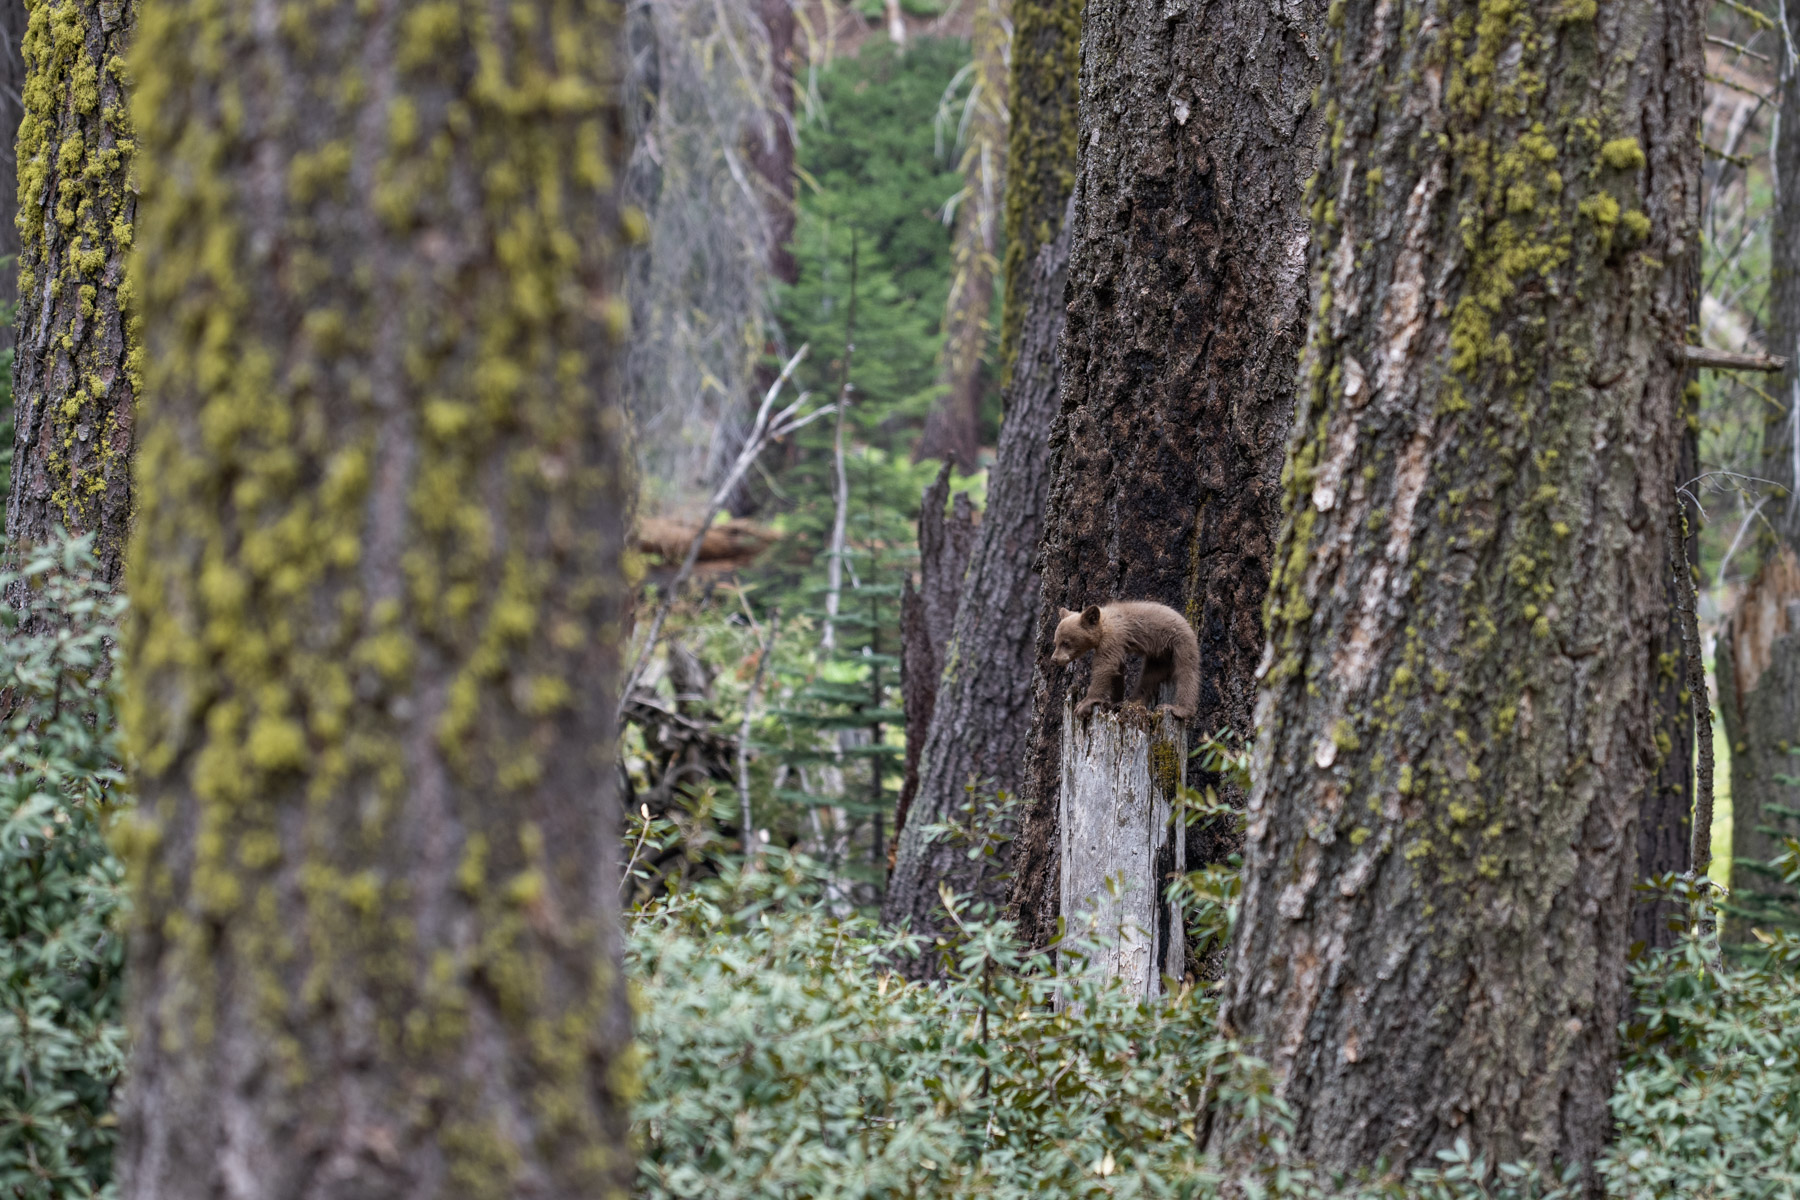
4;0;1800;1196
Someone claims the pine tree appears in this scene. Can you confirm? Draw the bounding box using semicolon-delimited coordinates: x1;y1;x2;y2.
1004;0;1327;958
116;1;635;1191
1215;0;1704;1172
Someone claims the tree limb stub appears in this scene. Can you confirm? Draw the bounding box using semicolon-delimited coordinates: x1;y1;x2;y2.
1675;345;1791;372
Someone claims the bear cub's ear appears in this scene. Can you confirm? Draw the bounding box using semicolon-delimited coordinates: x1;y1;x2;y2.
1059;607;1074;620
1081;605;1101;627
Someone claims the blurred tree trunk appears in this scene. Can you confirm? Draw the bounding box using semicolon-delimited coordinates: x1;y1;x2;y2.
1719;0;1800;930
116;1;634;1194
5;0;136;585
882;0;1079;946
1004;0;1323;958
895;462;975;857
916;0;1007;471
750;0;797;288
0;0;27;355
1213;0;1702;1175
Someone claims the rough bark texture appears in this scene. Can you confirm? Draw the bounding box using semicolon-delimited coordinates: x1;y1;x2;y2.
0;0;27;354
1006;0;1324;953
1058;701;1185;996
5;0;137;586
117;2;634;1195
895;462;977;852
917;0;1007;470
1634;429;1697;952
1717;547;1800;929
1214;0;1702;1175
881;0;1078;943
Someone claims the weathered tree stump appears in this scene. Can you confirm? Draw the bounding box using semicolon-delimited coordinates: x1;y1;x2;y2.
1057;697;1186;996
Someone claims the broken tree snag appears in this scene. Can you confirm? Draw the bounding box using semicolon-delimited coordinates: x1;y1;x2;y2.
1674;345;1791;372
1057;698;1186;997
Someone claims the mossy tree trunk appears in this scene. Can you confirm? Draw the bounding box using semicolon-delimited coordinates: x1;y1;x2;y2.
1213;0;1702;1174
6;0;137;584
1004;0;1324;956
116;1;634;1194
882;0;1079;946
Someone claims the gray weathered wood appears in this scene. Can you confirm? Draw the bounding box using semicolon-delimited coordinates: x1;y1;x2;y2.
1058;698;1185;996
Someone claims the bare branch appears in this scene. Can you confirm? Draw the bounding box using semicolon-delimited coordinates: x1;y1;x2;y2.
1674;344;1791;372
619;344;819;717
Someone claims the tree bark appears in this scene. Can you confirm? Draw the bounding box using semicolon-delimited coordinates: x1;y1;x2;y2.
0;0;27;355
1005;0;1324;954
916;0;1007;471
1214;0;1702;1175
895;461;977;854
880;0;1079;944
5;0;136;585
1058;700;1185;996
116;2;634;1195
1634;422;1698;953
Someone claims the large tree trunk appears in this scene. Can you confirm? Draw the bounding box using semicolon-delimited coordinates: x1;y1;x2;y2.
916;0;1008;471
881;0;1079;944
1005;0;1324;955
116;1;634;1194
1214;0;1702;1175
1721;0;1800;930
5;0;136;584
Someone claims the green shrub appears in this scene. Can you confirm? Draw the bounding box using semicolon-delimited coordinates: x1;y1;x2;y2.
0;536;128;1199
1605;873;1800;1199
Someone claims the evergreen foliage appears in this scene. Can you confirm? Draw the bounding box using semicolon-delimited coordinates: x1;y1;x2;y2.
0;535;126;1198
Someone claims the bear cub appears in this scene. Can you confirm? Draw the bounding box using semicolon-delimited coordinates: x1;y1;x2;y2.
1051;601;1199;722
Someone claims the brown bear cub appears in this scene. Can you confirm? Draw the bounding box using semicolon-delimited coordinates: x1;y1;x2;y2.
1052;602;1200;722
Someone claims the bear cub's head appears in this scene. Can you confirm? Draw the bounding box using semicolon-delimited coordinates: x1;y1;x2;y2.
1051;605;1104;666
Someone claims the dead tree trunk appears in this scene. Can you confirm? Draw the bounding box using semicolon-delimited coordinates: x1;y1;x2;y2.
1213;0;1703;1175
1006;0;1325;954
116;1;634;1193
881;0;1080;944
1058;700;1186;995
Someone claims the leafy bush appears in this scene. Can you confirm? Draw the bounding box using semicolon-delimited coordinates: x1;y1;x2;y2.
0;536;129;1199
629;853;1592;1200
1605;873;1800;1199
